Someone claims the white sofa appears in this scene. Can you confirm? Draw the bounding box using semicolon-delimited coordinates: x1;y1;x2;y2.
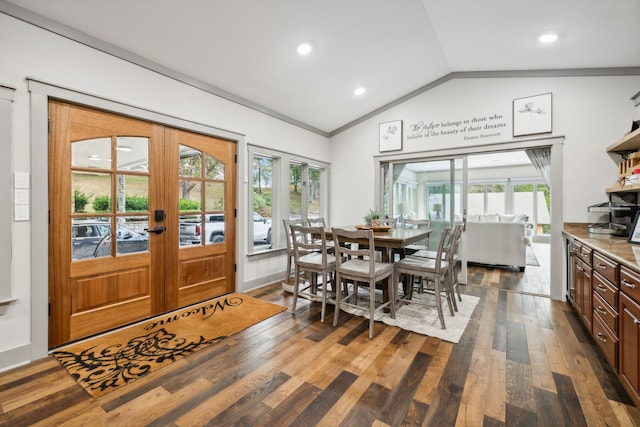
463;213;532;271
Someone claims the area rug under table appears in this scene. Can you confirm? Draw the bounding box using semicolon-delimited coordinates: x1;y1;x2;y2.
283;282;479;343
53;293;286;398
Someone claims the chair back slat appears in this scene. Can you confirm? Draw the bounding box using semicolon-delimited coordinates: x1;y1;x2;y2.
307;217;327;228
284;219;306;251
290;224;329;264
331;227;376;275
434;227;454;273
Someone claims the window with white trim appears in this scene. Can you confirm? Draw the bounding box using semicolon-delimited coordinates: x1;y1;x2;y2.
248;145;329;253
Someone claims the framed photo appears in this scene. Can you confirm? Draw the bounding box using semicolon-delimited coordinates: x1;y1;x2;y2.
513;93;552;137
629;212;640;244
379;120;403;152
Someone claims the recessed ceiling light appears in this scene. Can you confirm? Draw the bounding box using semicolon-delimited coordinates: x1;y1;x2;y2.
538;32;558;43
297;43;312;55
354;87;366;96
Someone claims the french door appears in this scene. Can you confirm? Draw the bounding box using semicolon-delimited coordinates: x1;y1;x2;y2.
48;101;236;348
383;157;467;282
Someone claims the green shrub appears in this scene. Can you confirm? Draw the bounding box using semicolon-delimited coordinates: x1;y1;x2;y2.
73;189;90;213
125;195;148;212
179;199;201;211
92;195;111;212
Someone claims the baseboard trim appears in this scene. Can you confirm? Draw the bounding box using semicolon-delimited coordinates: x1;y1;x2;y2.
0;343;32;372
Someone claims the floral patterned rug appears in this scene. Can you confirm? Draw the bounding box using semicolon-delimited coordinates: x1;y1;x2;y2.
53;293;286;398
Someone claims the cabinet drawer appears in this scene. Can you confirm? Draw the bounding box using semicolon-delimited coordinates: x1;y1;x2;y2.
593;251;619;285
593;272;619;309
593;312;619;370
621;265;640;302
593;292;619;335
577;242;592;266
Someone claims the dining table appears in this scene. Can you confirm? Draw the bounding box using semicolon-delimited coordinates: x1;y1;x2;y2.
324;225;432;262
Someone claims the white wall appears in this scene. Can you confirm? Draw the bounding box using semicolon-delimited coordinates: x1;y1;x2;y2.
329;74;640;303
330;76;640;226
0;13;330;369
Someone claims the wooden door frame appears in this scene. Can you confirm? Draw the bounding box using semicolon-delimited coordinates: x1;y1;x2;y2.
28;79;246;358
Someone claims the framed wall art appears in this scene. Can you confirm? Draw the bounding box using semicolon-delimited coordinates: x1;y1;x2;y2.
379;120;403;152
513;93;552;137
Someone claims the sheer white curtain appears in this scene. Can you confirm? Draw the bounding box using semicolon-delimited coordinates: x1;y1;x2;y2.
525;147;551;188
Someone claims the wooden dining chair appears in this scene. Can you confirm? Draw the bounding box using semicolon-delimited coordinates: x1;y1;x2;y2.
283;218;307;283
411;224;463;311
402;219;431;254
307;217;335;252
289;223;336;323
379;217;398;227
331;227;396;339
394;227;455;329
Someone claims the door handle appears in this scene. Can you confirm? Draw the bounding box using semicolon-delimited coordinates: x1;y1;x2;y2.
145;226;166;234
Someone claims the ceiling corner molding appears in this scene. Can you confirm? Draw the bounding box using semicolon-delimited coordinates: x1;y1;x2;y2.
329;73;456;137
0;1;330;138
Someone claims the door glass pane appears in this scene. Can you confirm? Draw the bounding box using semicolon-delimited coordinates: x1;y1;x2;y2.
205;182;224;211
116;137;148;172
179;145;202;178
72;217;113;260
307;166;321;219
383;159;461;250
289;162;302;220
179;214;202;246
72;171;110;214
179;179;202;210
204;154;225;180
72;137;111;169
116;175;149;212
115;216;149;256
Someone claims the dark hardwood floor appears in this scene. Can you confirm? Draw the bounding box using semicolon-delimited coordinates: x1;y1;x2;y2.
1;264;639;426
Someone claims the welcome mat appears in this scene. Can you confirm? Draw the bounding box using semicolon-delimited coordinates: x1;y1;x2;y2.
53;293;286;398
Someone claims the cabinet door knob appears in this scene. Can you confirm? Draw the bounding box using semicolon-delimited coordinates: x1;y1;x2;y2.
596;306;607;316
596;284;607;293
596;333;607;343
597;264;607;270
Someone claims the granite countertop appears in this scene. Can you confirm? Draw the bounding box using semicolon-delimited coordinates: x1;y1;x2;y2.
563;222;640;271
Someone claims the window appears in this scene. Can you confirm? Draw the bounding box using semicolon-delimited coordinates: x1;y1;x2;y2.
248;145;329;253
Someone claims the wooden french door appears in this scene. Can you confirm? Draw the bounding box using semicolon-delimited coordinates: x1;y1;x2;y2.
48;101;236;348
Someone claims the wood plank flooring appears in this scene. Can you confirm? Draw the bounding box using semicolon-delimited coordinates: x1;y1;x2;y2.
2;265;640;426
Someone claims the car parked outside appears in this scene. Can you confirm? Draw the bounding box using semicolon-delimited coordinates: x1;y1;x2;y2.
179;212;271;245
72;220;148;260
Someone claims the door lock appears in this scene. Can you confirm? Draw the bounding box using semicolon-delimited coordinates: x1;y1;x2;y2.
145;226;166;234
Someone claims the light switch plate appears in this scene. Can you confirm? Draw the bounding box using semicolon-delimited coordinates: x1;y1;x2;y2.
14;188;29;205
14;205;30;221
14;172;30;189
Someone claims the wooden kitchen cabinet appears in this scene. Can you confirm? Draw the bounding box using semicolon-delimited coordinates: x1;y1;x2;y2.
620;291;640;403
573;251;593;332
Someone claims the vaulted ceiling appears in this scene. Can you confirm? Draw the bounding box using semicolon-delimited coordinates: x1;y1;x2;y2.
3;0;640;136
